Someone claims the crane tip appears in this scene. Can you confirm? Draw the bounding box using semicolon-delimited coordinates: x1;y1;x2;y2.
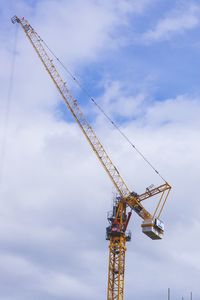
11;15;20;24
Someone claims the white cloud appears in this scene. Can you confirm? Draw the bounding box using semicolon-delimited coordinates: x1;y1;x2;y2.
95;80;146;118
1;1;200;300
102;0;153;15
144;94;200;126
41;272;93;298
1;79;200;300
143;3;200;43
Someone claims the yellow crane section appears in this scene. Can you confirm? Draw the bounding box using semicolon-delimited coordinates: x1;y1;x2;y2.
12;15;171;300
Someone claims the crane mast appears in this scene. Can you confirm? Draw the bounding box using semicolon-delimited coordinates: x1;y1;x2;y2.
12;16;171;300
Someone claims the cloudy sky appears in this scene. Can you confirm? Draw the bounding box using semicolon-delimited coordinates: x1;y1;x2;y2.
0;0;200;299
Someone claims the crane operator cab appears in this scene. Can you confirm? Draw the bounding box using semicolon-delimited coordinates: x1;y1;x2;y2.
141;218;164;240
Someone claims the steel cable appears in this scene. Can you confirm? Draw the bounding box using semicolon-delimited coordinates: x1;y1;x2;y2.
37;34;167;183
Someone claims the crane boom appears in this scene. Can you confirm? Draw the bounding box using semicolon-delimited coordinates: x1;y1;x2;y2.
18;17;129;197
12;15;171;300
11;15;168;220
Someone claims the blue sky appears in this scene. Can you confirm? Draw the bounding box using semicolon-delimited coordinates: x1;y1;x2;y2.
0;1;200;300
4;1;200;107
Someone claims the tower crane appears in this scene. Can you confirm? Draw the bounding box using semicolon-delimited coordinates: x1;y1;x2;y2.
11;16;171;300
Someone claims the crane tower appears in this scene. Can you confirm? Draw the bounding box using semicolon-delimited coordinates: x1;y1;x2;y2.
11;16;171;300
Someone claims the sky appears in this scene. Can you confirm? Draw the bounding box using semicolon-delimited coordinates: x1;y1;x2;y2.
0;0;200;299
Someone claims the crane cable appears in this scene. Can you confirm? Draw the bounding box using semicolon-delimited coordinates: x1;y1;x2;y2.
0;26;18;185
37;35;167;183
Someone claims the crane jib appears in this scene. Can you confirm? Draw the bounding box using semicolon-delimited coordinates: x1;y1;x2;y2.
11;14;171;229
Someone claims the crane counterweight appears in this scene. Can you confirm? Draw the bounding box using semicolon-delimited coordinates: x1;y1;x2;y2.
142;218;164;240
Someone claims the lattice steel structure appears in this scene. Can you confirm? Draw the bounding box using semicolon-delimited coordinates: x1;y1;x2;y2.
12;16;171;300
